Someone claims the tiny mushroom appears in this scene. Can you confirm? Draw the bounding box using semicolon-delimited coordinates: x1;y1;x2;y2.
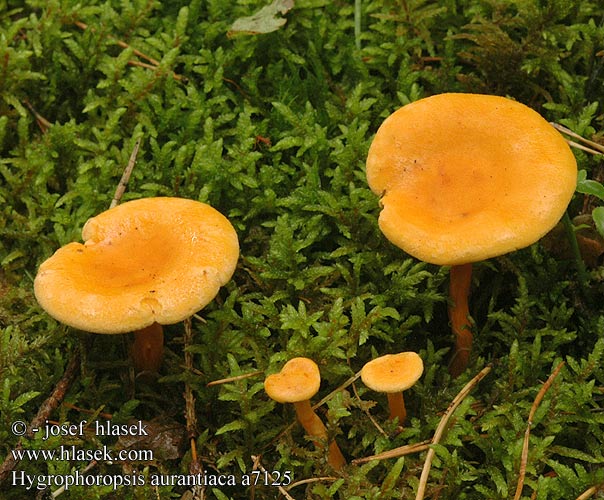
264;357;346;469
361;352;424;424
366;93;577;377
34;197;239;373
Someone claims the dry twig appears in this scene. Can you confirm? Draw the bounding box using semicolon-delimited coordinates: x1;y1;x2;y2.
61;402;113;421
313;370;362;410
251;455;296;500
352;440;431;465
513;361;565;500
0;350;81;483
551;122;604;156
575;486;597;500
74;21;183;80
75;21;160;65
415;365;492;500
1;137;143;485
110;138;141;208
206;370;263;387
350;376;388;438
184;317;205;500
575;484;604;500
286;476;338;491
23;99;52;133
51;460;97;498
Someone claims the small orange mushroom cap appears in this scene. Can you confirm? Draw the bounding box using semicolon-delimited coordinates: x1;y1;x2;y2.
264;357;321;403
366;93;577;265
34;197;239;333
361;352;424;394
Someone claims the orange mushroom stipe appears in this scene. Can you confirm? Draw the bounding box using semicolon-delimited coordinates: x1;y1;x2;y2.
361;352;424;425
366;93;577;376
448;263;474;379
386;392;407;423
131;322;165;373
264;357;346;470
34;197;239;373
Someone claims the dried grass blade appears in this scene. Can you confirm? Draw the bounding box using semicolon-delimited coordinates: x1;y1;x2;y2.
352;440;431;465
414;365;492;500
110;138;141;209
551;122;604;155
513;361;565;500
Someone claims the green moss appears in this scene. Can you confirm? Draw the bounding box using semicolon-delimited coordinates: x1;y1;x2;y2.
1;0;604;498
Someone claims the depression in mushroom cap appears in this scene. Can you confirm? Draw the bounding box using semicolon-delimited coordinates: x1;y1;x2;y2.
34;197;239;334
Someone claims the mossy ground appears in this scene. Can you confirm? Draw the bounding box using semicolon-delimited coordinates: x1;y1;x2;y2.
1;0;604;499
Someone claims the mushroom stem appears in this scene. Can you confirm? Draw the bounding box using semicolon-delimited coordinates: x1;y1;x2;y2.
131;322;164;373
386;392;407;423
293;400;346;469
448;263;474;378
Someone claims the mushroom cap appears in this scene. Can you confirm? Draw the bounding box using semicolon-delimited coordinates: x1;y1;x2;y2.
34;197;239;333
264;357;321;403
361;352;424;393
366;93;577;265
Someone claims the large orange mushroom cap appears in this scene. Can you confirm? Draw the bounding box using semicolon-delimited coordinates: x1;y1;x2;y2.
34;197;239;333
366;93;577;265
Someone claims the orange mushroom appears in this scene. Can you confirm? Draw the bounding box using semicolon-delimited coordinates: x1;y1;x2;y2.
264;357;346;469
366;93;577;377
34;197;239;373
361;352;424;424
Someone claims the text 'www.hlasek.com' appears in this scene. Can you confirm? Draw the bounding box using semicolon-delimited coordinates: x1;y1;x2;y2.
9;419;292;492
